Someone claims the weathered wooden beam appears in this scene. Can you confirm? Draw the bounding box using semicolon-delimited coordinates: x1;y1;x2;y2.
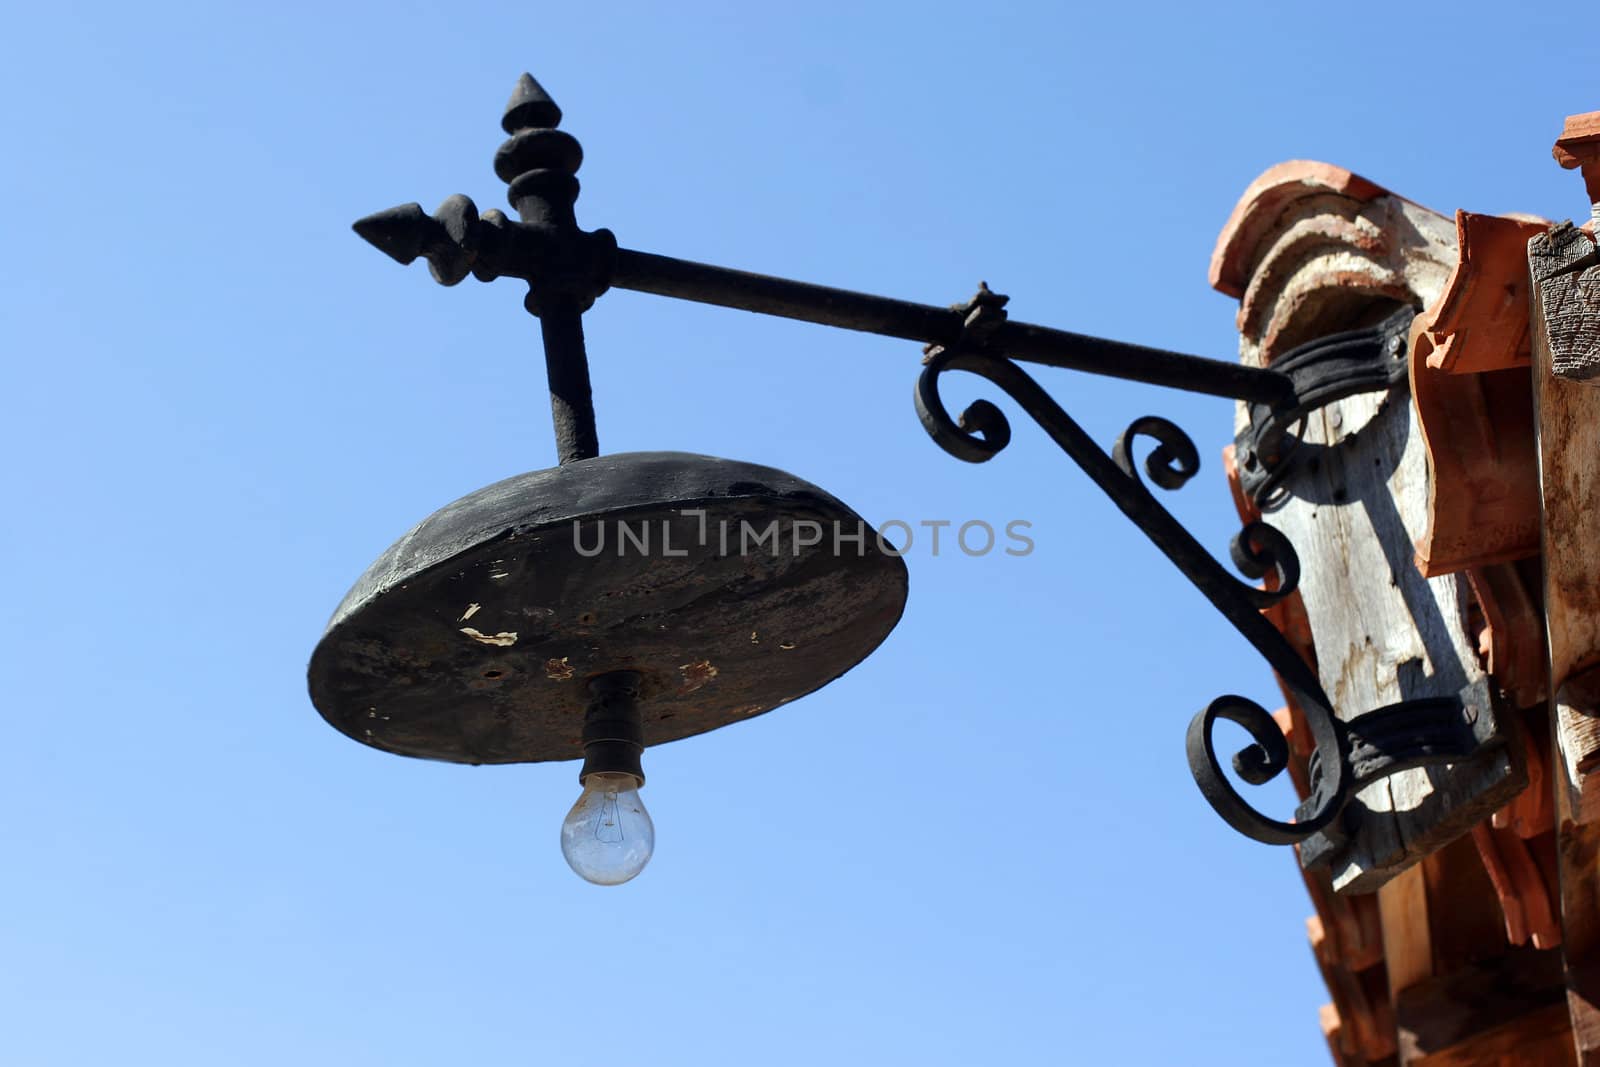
1531;220;1600;386
1423;831;1539;964
1214;165;1525;893
1554;764;1600;1066
1408;1001;1574;1067
1320;1003;1353;1065
1369;831;1560;1063
1531;222;1600;821
1379;866;1433;1004
1304;861;1389;973
1555;773;1600;1067
1531;216;1600;1065
1394;946;1573;1065
1310;914;1401;1063
1274;362;1525;894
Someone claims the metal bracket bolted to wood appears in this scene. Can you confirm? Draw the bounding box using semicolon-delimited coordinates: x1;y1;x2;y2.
1232;307;1417;507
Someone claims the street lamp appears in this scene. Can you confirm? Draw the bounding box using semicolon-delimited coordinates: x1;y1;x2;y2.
310;73;1498;885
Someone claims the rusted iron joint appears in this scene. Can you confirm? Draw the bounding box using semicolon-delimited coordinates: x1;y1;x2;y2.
1297;681;1501;868
493;85;617;318
921;282;1010;363
351;195;617;309
1316;681;1496;791
1234;306;1416;506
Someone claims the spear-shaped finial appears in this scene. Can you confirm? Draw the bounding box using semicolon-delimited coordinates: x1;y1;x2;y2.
493;73;605;464
495;73;583;227
351;195;481;286
502;72;562;133
352;202;437;265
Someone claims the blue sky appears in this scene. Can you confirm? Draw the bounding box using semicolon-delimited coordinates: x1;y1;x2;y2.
2;2;1593;1064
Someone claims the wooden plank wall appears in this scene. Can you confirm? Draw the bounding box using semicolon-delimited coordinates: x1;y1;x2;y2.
1532;215;1600;1066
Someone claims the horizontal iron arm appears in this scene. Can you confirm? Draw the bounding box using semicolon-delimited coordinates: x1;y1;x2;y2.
610;248;1295;406
352;193;1306;407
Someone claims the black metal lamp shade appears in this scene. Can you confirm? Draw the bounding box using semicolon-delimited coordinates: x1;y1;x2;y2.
308;452;908;765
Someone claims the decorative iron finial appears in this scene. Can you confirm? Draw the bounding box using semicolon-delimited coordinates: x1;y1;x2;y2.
502;73;562;132
495;73;585;229
352;195;483;286
350;74;615;464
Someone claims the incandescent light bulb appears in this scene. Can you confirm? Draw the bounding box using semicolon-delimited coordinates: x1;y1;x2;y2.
561;771;654;885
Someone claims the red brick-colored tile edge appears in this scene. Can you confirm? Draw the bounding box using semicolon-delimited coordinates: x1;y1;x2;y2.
1412;211;1549;376
1553;110;1600;203
1410;330;1541;579
1471;822;1562;950
1209;161;1389;299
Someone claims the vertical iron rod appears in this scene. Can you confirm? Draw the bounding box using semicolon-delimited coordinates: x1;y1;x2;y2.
537;296;601;463
498;73;605;466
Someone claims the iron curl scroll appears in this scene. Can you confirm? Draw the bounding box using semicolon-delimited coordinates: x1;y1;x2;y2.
915;344;1351;846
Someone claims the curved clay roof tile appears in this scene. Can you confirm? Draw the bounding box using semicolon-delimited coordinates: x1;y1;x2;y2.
1210;161;1390;299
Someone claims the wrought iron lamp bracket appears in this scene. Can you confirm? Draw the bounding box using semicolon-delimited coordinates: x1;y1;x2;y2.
917;290;1497;865
346;73;1502;870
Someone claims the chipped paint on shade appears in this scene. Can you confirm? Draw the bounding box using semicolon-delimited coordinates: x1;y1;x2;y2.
679;659;718;691
460;627;518;646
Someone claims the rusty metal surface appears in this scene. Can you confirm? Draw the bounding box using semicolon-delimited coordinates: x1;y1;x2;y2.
1233;306;1415;508
309;452;908;764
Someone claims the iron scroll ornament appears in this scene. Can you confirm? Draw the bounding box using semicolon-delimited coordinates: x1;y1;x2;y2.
913;343;1356;845
913;341;1512;855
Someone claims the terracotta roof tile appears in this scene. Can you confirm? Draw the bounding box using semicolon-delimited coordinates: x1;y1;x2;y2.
1210;161;1389;299
1411;211;1549;375
1553;110;1600;202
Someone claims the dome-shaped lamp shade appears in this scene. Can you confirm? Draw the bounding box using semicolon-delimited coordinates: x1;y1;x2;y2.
308;452;908;764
